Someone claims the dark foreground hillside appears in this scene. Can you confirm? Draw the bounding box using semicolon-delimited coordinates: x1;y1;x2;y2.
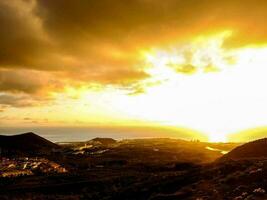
2;134;267;200
219;138;267;161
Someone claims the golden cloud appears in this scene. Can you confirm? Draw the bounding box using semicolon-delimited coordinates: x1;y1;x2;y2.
1;0;267;107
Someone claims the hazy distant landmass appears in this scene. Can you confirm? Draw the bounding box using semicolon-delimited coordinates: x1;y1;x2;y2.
0;126;208;142
2;126;267;144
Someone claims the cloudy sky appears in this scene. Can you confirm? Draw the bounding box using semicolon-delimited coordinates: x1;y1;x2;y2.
1;0;267;141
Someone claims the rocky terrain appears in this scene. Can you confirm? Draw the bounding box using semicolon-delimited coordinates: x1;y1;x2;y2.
0;133;267;199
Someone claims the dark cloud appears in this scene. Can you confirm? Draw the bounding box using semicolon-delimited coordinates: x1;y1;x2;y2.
0;69;59;107
0;93;35;107
35;0;267;49
34;0;208;51
0;69;53;94
0;0;52;69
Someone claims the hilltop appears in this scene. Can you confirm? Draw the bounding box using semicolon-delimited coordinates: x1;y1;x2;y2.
90;137;117;145
219;138;267;161
0;132;60;156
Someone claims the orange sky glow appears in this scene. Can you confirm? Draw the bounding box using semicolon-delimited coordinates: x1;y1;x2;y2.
1;0;267;142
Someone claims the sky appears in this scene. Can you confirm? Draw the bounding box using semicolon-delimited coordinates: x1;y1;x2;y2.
1;0;267;142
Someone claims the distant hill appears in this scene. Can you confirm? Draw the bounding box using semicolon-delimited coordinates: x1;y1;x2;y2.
219;138;267;161
90;137;117;145
0;132;60;156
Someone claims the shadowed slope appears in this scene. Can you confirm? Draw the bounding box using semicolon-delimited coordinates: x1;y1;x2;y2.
0;132;60;156
219;138;267;161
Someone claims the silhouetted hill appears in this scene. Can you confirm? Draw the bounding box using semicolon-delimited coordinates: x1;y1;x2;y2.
90;137;117;145
219;138;267;161
0;132;60;156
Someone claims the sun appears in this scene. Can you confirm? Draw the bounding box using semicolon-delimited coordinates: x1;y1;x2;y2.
208;133;227;143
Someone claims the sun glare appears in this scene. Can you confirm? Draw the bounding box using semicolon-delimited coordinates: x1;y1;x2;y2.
38;31;267;142
208;133;227;143
5;30;267;143
105;31;267;142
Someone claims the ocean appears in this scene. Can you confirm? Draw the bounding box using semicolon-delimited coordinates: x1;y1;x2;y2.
0;126;194;143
